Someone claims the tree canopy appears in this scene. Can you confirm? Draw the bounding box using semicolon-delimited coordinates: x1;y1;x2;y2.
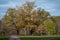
1;2;56;36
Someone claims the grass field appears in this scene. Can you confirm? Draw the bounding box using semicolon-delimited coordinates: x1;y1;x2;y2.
0;35;60;40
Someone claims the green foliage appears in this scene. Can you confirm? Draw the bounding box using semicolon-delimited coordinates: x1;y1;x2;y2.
44;19;56;35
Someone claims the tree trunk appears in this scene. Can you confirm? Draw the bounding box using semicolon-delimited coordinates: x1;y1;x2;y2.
17;29;19;35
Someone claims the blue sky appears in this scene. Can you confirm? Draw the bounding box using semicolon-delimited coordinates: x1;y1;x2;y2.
0;0;60;19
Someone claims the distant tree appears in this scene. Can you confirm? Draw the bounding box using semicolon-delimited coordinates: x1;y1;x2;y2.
52;16;60;35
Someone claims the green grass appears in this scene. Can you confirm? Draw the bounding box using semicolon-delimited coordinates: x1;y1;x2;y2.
21;37;60;40
0;35;60;40
0;38;9;40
